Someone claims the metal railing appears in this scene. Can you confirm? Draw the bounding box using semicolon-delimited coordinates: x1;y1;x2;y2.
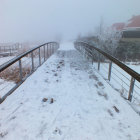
74;41;140;104
0;42;59;103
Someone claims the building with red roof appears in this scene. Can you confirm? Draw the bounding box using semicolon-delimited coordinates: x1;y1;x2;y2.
112;15;140;31
126;15;140;28
112;23;125;30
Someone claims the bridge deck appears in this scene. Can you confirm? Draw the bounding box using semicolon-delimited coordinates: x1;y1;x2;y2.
0;43;140;140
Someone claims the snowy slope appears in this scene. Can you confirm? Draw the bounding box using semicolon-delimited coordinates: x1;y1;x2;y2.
0;42;140;140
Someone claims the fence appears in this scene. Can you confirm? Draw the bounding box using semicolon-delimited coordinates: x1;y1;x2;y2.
0;44;20;57
0;42;59;103
74;41;140;106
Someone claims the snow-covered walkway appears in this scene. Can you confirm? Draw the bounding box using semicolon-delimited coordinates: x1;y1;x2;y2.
0;43;140;140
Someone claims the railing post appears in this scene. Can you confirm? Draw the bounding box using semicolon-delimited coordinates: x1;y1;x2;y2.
52;43;53;54
51;44;52;54
98;53;100;71
49;44;50;56
44;45;46;62
50;44;52;56
10;48;12;56
52;44;53;54
39;47;41;66
47;44;49;58
128;77;135;101
53;44;54;53
82;46;84;55
84;45;86;58
91;48;94;65
19;59;23;81
108;61;112;81
31;52;34;71
48;44;50;57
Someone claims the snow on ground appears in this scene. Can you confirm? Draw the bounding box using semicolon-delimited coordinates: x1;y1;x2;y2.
0;56;15;66
0;79;15;98
92;61;140;106
127;64;140;74
0;42;140;140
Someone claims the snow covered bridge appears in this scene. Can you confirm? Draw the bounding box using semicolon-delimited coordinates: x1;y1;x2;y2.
0;43;140;140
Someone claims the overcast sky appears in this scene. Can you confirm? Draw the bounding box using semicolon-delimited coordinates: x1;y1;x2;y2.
0;0;140;43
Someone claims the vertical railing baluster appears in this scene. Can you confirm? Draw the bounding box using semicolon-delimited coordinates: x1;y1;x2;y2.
31;52;34;71
108;61;112;81
39;47;41;66
51;43;53;54
53;43;54;53
49;44;50;56
52;43;53;54
47;44;49;58
48;44;50;57
49;43;52;56
44;45;46;62
10;48;12;56
128;77;135;101
98;53;100;71
92;48;94;65
51;43;52;55
19;59;23;81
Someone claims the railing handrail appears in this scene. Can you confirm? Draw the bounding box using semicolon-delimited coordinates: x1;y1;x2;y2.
0;42;58;72
75;41;140;82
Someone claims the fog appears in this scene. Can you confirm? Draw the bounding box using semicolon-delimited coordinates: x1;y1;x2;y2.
0;0;140;43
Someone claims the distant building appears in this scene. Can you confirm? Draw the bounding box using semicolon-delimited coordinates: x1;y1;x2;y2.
112;23;125;31
121;27;140;42
126;15;140;28
112;15;140;42
112;15;140;30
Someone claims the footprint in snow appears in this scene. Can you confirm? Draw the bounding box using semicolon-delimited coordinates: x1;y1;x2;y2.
0;131;8;138
53;127;62;135
54;73;58;76
97;81;104;88
97;91;108;100
113;106;120;113
107;109;114;117
42;98;55;104
9;116;16;121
